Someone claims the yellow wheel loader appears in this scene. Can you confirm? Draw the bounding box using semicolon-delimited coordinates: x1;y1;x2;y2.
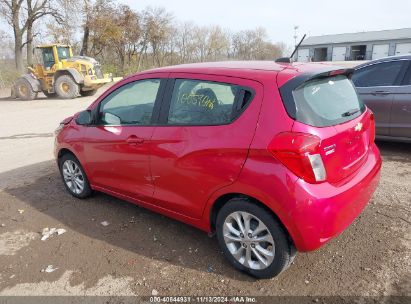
14;44;115;100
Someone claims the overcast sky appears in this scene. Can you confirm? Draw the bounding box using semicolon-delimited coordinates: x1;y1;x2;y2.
123;0;411;47
1;0;410;49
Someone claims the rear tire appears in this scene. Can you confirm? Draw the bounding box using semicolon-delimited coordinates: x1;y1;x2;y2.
80;89;97;97
216;198;296;279
55;75;79;99
43;91;57;98
15;78;37;101
58;153;92;199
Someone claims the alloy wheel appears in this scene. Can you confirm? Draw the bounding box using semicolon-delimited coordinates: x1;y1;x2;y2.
222;211;275;270
62;160;85;195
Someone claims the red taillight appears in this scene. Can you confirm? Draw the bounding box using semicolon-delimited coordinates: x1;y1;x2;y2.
369;112;375;145
268;132;327;183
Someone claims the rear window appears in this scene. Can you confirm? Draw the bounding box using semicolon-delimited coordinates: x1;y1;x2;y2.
292;75;365;127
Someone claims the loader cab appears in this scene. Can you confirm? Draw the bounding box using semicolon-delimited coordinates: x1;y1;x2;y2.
34;45;73;70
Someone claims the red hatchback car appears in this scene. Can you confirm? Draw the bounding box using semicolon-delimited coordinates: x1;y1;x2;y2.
55;61;381;278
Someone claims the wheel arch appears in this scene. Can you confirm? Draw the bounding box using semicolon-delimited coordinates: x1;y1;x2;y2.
18;74;41;92
54;68;84;84
209;192;295;247
57;147;77;163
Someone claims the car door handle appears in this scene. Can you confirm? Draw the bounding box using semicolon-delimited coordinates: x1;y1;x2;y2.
371;90;390;96
126;135;144;145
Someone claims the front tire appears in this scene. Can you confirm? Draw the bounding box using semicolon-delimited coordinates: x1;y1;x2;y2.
58;153;92;199
55;75;79;99
216;198;296;279
80;89;97;97
15;78;37;101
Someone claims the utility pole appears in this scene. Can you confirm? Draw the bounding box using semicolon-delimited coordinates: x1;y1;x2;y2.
293;25;299;60
293;25;299;48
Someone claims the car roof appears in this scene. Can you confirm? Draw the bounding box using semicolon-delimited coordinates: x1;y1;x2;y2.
150;61;285;72
355;55;411;69
135;61;342;84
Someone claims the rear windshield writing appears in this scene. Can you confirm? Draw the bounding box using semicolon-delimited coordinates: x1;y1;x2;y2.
292;75;365;127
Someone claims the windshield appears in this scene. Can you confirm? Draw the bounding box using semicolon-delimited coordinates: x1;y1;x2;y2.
57;47;71;60
292;75;365;127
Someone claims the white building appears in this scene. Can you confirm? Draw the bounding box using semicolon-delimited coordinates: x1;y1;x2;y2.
297;28;411;62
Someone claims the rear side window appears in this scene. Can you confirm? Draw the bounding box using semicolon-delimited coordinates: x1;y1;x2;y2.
352;61;404;87
167;79;251;125
292;75;365;127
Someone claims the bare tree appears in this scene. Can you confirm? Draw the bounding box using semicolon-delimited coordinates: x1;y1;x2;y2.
0;0;26;72
46;0;81;46
79;0;91;55
207;25;230;61
0;0;61;72
111;4;140;73
0;28;8;41
6;3;286;75
192;26;209;62
86;0;117;57
174;22;195;63
25;0;62;66
231;27;283;60
0;29;12;59
142;7;173;67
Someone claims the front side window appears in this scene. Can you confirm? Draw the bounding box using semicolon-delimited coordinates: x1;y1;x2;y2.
352;61;404;87
292;75;365;127
167;79;246;125
99;79;161;125
57;47;71;60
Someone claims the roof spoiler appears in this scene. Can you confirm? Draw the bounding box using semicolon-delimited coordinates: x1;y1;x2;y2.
275;34;306;63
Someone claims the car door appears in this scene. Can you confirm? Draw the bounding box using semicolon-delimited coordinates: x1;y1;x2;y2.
352;60;407;136
82;74;167;203
150;74;264;219
390;60;411;138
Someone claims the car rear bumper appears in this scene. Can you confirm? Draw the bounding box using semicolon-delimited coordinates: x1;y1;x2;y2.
290;143;381;251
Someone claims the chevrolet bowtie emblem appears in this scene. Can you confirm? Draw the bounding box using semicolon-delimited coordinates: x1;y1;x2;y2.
354;122;363;132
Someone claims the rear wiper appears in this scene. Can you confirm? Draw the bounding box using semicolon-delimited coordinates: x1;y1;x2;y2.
341;108;360;117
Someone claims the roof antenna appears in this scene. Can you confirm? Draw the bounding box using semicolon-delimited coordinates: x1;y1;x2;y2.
275;34;307;63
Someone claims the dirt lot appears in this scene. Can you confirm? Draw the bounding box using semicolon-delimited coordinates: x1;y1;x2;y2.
0;87;410;299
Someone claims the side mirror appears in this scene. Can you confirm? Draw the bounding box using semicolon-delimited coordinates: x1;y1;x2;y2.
76;110;92;125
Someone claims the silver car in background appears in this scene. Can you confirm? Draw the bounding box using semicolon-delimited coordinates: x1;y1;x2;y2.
352;55;411;142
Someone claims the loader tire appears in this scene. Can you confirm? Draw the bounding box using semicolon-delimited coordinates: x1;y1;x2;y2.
43;91;57;98
55;75;79;99
80;89;97;97
15;78;37;101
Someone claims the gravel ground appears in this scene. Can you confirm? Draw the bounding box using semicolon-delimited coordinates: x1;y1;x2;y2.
0;88;410;300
